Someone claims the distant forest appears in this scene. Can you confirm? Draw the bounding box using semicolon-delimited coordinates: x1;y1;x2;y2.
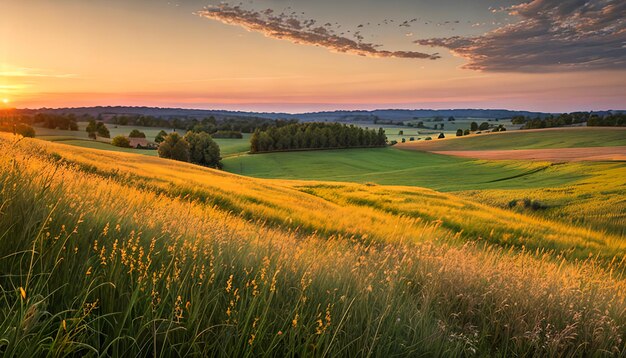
511;112;626;129
111;115;297;133
250;123;387;153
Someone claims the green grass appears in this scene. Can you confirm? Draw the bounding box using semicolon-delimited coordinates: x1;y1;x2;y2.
405;127;626;151
223;147;587;191
35;124;251;156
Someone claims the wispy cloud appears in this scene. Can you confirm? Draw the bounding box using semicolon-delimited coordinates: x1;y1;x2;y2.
0;66;77;78
196;4;439;60
415;0;626;72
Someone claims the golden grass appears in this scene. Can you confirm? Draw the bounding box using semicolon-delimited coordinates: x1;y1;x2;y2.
1;133;625;356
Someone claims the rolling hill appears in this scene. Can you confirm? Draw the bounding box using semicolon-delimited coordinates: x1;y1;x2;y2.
1;133;625;356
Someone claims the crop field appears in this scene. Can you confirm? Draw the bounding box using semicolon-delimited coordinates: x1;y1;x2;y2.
223;147;589;191
399;127;626;151
2;132;626;356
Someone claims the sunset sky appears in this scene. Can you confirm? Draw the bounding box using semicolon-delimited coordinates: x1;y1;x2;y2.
1;0;624;113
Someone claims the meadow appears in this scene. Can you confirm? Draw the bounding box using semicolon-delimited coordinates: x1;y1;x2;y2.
34;123;251;157
222;147;589;191
399;127;626;151
1;133;626;356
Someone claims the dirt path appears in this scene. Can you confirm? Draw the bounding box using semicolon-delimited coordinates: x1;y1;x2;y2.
430;146;626;162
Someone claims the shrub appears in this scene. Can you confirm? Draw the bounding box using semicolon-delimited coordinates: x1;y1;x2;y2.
456;129;463;137
479;122;490;131
401;138;406;143
0;123;35;137
111;136;131;148
129;129;146;138
212;130;243;139
424;137;432;141
464;129;470;135
438;133;445;139
470;122;478;131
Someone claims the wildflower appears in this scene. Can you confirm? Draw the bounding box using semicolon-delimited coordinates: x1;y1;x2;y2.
174;296;183;322
19;287;26;300
85;266;92;276
226;274;233;293
62;320;67;331
292;313;299;328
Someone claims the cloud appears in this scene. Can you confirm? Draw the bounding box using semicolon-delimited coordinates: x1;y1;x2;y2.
196;4;439;60
0;66;77;78
415;0;626;72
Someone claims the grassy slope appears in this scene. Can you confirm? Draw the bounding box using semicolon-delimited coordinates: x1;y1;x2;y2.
2;133;626;356
223;147;587;191
398;127;626;151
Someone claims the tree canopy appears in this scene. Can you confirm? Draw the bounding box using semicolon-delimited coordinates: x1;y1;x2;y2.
250;122;387;153
184;132;222;168
157;133;190;162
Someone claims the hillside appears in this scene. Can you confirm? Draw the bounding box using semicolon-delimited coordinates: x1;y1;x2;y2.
398;127;626;151
1;133;626;356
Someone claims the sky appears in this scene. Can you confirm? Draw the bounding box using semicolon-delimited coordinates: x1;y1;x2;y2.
0;0;624;113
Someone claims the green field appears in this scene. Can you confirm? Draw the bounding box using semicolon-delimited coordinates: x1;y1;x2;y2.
35;123;251;156
352;120;514;142
401;127;626;151
223;147;587;191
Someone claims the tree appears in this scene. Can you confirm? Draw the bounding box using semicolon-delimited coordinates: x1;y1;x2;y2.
438;133;445;139
111;136;131;148
86;120;110;138
250;130;260;153
86;120;97;139
401;138;406;143
464;129;470;135
155;130;168;143
448;116;455;121
479;122;490;131
456;129;463;137
158;133;190;162
184;132;222;168
470;122;478;131
129;129;146;138
398;130;404;135
97;123;110;138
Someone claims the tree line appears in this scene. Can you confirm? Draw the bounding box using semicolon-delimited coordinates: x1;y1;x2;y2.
112;114;297;134
33;113;80;131
510;112;625;129
250;122;387;153
587;113;625;127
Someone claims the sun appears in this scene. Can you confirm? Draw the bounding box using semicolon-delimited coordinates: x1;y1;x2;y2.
1;98;8;105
